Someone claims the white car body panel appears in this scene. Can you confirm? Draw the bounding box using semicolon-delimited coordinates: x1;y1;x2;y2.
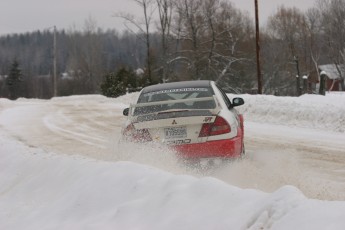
122;81;241;146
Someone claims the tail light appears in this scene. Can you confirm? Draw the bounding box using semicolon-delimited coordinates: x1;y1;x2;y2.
123;123;152;142
199;116;231;137
239;114;244;129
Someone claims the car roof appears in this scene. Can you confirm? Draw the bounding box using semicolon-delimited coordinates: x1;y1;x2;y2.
141;80;213;93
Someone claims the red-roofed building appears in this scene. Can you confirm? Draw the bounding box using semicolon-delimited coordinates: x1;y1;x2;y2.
309;64;344;92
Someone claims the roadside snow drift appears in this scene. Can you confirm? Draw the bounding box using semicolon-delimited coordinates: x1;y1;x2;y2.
1;132;345;230
237;92;345;133
1;92;345;229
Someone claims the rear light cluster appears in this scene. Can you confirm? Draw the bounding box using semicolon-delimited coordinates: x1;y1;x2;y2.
199;116;231;137
123;123;152;142
123;116;230;142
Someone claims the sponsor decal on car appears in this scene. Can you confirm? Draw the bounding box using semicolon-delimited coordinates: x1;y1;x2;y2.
203;117;213;123
165;139;192;145
144;88;209;96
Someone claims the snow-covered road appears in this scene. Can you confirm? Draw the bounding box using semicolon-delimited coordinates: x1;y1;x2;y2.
1;94;344;201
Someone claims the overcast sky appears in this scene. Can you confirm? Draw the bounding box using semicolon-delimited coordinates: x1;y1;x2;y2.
0;0;317;35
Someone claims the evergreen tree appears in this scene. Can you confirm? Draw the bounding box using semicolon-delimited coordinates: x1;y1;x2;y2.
6;59;22;100
100;68;137;98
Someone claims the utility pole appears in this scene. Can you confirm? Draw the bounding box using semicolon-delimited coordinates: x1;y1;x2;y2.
294;55;301;96
255;0;263;94
53;25;57;97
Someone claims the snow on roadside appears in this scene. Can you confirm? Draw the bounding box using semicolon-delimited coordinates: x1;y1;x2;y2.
232;93;345;133
1;92;345;229
1;130;345;230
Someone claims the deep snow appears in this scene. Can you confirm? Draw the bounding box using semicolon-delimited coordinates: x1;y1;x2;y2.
0;92;345;229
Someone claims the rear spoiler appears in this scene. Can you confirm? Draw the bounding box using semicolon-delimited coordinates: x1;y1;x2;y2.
128;96;221;119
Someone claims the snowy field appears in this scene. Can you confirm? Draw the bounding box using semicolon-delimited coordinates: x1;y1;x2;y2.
0;92;345;229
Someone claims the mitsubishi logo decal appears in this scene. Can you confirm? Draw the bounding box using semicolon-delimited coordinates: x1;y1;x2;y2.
172;119;177;125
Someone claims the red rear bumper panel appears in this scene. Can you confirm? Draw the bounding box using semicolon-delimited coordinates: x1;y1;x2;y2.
173;135;243;159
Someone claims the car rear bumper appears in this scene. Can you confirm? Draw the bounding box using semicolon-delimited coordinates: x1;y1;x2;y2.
172;135;243;159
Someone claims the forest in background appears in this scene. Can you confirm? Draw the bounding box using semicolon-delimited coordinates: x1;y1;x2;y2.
1;0;345;99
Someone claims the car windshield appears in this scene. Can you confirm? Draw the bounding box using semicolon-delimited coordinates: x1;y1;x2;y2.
133;87;216;115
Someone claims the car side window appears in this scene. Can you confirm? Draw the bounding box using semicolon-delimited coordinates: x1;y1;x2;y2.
217;86;232;108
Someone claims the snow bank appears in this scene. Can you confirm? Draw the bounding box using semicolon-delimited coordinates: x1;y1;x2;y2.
232;93;345;133
1;132;345;230
1;92;345;229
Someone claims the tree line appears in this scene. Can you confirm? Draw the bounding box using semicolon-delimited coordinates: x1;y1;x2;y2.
0;0;344;99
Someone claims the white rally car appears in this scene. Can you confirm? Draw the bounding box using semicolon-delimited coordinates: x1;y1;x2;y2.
122;80;245;159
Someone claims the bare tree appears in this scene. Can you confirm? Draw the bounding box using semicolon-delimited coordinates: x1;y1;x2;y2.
317;0;345;90
83;16;104;92
171;0;253;88
267;6;307;95
66;16;104;94
172;0;204;79
156;0;173;82
211;1;253;87
305;7;323;91
115;0;156;84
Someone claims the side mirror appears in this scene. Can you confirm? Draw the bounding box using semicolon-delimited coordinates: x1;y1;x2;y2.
123;108;129;116
232;97;244;107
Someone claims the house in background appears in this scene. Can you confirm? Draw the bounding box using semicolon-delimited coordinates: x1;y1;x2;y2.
309;64;344;92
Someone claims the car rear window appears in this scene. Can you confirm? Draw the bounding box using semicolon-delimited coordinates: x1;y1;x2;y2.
138;87;213;102
133;87;216;115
